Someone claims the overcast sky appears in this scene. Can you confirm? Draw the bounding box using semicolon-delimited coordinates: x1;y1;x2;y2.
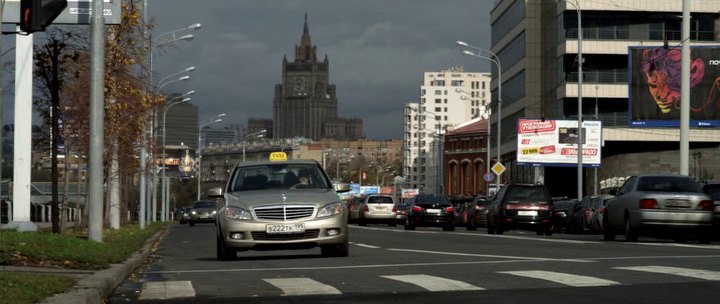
2;0;494;140
149;0;494;140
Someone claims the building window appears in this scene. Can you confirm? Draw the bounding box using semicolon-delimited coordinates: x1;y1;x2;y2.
435;98;442;104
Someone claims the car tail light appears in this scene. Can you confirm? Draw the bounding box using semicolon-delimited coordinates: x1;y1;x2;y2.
392;205;398;212
412;206;424;212
639;199;658;209
445;206;454;213
598;207;606;214
698;200;714;211
363;205;369;212
474;205;481;210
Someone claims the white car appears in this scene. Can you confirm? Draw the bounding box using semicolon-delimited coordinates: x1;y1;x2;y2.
213;154;350;260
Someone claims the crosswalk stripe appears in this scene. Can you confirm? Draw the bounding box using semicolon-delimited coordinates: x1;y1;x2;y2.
139;280;196;300
381;274;484;291
614;266;720;281
263;278;342;296
499;270;620;287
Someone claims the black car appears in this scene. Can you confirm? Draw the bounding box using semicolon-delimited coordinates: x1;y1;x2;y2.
463;196;493;230
486;184;554;236
550;197;578;232
403;194;455;231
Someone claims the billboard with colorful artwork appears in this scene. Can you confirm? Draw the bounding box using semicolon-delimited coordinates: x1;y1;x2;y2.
628;46;720;127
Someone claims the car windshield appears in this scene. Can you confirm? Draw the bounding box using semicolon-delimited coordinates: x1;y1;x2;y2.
228;163;330;192
194;201;215;208
636;176;702;193
506;186;549;203
368;196;393;204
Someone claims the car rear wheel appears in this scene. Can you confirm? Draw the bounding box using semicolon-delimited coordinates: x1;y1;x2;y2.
321;241;349;257
189;221;195;227
624;217;638;242
442;224;455;231
467;217;477;231
216;235;235;260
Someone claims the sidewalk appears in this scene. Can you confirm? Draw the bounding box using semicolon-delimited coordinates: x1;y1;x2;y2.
1;225;166;304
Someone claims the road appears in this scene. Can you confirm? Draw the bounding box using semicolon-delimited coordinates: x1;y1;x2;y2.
108;223;720;304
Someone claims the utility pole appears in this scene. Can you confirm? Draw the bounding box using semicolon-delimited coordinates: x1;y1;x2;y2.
87;0;105;242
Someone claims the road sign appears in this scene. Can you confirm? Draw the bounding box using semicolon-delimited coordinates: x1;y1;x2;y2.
483;173;494;182
491;162;506;176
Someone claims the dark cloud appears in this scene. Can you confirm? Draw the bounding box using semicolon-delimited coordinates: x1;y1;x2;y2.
146;0;494;139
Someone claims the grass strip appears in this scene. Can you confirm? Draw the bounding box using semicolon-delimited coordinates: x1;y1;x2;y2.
0;272;75;304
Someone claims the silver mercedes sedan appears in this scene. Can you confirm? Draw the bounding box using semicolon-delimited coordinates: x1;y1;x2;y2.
603;174;714;243
213;155;350;260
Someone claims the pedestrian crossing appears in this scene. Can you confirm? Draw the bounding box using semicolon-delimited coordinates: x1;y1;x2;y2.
138;265;720;300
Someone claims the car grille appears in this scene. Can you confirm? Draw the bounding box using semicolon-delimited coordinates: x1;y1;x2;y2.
254;205;315;220
251;229;320;240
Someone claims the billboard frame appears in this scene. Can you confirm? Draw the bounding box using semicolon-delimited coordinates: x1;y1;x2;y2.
516;118;602;168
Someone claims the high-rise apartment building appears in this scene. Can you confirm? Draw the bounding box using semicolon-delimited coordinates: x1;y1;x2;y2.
404;67;491;194
272;14;363;141
162;102;198;149
489;0;720;198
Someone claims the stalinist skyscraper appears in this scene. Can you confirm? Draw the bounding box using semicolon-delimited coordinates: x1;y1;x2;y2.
272;14;362;140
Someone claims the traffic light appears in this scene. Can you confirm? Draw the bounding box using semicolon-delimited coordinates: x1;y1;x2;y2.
20;0;68;33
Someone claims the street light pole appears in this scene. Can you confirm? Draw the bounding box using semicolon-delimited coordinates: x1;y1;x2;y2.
567;0;584;202
242;129;267;162
161;91;194;221
197;114;225;200
456;41;503;193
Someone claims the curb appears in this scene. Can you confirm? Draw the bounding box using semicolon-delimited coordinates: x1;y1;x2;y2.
39;227;168;304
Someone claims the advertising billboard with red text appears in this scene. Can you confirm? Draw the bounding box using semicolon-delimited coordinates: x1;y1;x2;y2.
628;46;720;127
516;119;602;167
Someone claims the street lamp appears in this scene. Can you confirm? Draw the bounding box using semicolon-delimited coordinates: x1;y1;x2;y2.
242;129;267;162
197;114;226;200
160;90;195;221
456;40;503;194
142;23;201;226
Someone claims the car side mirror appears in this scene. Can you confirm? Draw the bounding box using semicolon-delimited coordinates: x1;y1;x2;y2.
335;183;351;193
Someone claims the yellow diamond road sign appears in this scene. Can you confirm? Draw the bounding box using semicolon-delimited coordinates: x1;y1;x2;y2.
491;162;506;176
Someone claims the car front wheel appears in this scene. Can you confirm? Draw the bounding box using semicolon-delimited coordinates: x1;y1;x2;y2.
216;234;235;260
624;217;638;242
321;241;349;257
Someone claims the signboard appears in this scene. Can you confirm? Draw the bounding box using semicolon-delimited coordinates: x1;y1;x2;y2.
516;119;602;167
362;186;379;195
2;0;121;25
401;188;419;199
491;162;505;176
628;46;720;127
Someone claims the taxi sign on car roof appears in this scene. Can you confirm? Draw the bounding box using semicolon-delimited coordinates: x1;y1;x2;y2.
269;152;288;161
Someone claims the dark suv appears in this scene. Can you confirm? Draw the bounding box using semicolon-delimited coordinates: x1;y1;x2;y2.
486;184;554;236
404;194;455;231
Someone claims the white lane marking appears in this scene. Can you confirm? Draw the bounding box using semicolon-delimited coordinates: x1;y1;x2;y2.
499;270;620;287
353;242;381;249
387;248;594;263
382;274;483;291
614;266;720;281
264;278;341;296
624;242;720;250
139;281;195;300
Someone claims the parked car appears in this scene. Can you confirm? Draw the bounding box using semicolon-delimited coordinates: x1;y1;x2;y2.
403;194;455;231
462;196;492;230
564;201;583;234
394;199;413;225
603;174;714;243
356;194;396;226
486;184;554;236
551;197;578;232
588;194;614;233
187;200;218;226
213;156;350;260
702;181;720;227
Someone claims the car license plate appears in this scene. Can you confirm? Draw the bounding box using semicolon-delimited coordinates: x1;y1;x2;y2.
518;210;538;216
426;208;441;214
266;223;306;234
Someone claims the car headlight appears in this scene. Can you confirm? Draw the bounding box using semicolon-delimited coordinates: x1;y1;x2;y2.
191;210;197;215
212;210;217;215
223;206;252;221
317;202;342;218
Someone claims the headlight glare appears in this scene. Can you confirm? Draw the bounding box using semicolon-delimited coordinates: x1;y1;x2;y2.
317;202;342;218
224;206;252;221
